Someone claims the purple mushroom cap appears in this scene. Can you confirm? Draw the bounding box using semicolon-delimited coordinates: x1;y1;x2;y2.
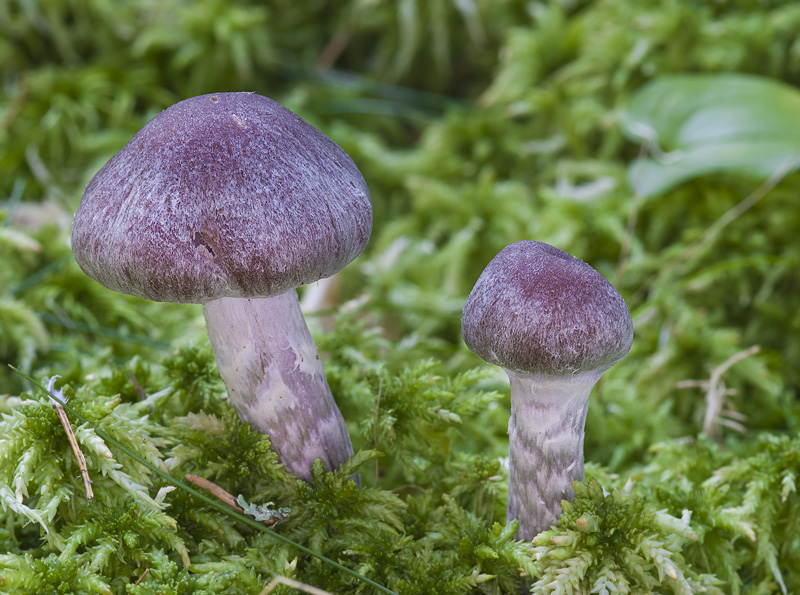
461;241;633;377
72;92;372;304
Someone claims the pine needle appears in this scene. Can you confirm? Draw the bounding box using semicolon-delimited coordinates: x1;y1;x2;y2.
47;376;93;501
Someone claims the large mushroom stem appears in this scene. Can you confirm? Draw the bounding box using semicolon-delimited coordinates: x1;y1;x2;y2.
203;291;354;482
505;369;604;540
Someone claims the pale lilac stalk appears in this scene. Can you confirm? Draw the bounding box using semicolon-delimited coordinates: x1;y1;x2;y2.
204;293;353;480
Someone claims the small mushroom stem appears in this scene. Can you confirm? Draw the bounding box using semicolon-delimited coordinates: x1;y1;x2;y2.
203;291;354;482
505;369;604;540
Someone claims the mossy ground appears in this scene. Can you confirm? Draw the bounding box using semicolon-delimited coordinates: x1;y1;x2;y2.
2;1;800;593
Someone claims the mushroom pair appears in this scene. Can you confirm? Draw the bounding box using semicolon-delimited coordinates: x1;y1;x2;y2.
72;93;371;482
462;241;633;540
71;94;631;539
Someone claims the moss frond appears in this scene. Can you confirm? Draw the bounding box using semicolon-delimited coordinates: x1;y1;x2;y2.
531;478;723;595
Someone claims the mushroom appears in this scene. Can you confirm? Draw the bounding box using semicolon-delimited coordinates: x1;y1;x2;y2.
71;92;371;482
461;241;633;539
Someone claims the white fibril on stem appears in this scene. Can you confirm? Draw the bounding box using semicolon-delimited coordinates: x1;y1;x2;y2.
462;241;633;540
71;92;372;482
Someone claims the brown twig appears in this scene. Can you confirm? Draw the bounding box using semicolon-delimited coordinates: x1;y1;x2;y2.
134;568;150;586
48;376;93;500
316;27;353;71
260;576;334;595
125;371;148;401
184;474;286;527
184;474;241;511
676;345;760;441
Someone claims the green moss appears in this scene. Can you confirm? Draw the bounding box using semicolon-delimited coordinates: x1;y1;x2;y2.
3;0;800;591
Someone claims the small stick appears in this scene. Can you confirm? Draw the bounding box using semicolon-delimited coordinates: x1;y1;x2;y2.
260;576;334;595
316;27;353;71
702;345;760;440
124;371;148;401
185;474;240;510
675;345;760;441
47;376;93;500
184;474;287;527
134;568;150;586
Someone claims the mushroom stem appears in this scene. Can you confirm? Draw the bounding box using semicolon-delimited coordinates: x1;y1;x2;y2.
203;291;354;482
506;369;603;540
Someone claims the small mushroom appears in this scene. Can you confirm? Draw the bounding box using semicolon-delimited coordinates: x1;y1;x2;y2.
461;241;633;539
72;92;371;482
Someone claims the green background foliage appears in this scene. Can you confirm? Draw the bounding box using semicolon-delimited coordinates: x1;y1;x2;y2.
2;0;800;593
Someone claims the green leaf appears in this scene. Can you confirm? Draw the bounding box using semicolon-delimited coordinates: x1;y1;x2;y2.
621;74;800;198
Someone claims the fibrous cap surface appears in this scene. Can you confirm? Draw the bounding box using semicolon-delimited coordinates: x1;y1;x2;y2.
462;241;633;377
72;92;372;303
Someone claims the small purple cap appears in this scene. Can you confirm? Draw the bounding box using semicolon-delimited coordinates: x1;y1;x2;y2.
462;241;633;377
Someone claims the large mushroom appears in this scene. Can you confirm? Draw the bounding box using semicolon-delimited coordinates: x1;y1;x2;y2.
72;92;371;482
461;241;633;539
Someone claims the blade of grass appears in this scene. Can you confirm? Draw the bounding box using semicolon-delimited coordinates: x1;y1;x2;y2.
8;255;71;296
9;365;397;595
2;178;27;226
36;312;171;349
